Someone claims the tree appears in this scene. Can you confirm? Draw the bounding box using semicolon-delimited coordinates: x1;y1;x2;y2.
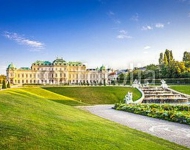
103;79;106;86
2;80;7;89
159;53;164;65
7;81;11;88
117;73;127;84
146;64;158;71
183;51;190;62
164;53;168;65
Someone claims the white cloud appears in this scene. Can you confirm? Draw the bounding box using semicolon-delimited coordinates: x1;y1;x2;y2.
131;13;139;21
117;30;132;39
144;46;151;50
117;35;132;39
155;23;164;28
119;30;127;34
4;31;45;50
141;26;153;31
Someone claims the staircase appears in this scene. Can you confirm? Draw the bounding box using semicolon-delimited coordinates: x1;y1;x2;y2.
141;86;189;104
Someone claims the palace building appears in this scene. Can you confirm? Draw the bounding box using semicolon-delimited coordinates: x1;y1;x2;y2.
6;58;110;85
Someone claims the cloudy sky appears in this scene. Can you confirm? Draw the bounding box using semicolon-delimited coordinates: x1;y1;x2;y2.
1;0;190;74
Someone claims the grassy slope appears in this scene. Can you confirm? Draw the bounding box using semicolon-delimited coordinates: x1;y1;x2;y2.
42;86;141;104
170;85;190;95
21;87;86;106
0;89;187;150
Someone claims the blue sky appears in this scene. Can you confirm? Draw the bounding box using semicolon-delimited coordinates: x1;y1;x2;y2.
1;0;190;74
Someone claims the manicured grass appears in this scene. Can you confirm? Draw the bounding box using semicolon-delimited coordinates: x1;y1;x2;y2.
42;86;142;104
0;88;187;149
170;85;190;95
21;87;86;106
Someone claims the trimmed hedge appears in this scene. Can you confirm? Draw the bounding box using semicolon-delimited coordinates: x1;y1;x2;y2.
114;103;190;125
126;78;190;85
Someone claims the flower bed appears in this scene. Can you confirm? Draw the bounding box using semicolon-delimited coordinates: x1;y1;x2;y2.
113;103;190;125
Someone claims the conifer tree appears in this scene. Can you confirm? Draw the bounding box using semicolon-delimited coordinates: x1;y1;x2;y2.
159;53;164;65
7;81;10;88
2;80;7;89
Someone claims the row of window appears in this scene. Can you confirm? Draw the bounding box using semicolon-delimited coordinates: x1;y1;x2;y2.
32;67;85;71
9;73;106;79
13;79;104;84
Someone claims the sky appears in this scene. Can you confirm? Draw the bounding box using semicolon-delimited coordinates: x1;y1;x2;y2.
1;0;190;74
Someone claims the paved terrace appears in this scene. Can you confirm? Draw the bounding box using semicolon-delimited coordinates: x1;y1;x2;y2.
79;105;190;148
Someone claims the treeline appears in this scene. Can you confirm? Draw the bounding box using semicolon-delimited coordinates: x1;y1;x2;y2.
117;49;190;84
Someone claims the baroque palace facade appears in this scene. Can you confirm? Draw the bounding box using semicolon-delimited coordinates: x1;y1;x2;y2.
6;58;110;85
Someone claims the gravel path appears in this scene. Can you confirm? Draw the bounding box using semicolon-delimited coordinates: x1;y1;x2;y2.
79;105;190;148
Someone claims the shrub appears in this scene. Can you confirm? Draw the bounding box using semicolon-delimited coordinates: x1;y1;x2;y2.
113;103;190;125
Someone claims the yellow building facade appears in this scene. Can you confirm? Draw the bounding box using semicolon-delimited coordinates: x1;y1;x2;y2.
6;58;109;85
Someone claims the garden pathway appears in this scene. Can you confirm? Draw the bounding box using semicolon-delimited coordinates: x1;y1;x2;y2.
79;105;190;148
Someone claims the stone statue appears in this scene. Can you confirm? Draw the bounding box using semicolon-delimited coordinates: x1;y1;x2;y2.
145;81;149;87
161;79;168;89
124;92;133;104
132;79;141;88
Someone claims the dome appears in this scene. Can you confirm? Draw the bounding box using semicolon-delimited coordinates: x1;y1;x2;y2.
33;60;52;66
52;58;66;65
99;65;106;71
7;63;16;70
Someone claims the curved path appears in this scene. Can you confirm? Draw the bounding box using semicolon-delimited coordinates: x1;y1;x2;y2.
79;105;190;148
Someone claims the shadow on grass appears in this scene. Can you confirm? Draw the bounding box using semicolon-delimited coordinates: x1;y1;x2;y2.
50;99;88;106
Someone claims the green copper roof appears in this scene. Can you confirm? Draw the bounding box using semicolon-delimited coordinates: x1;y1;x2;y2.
20;67;31;70
99;65;106;71
33;60;52;66
52;58;66;65
7;63;16;69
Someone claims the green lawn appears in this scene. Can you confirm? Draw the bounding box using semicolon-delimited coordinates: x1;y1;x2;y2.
0;88;187;149
42;86;141;104
21;87;86;106
170;85;190;95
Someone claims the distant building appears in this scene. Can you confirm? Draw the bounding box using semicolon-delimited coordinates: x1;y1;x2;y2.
108;69;129;83
6;58;110;85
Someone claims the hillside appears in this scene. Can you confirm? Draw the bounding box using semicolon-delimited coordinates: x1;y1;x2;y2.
42;86;141;104
0;88;187;149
